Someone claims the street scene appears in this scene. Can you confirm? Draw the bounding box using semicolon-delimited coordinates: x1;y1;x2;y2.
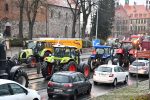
0;0;150;100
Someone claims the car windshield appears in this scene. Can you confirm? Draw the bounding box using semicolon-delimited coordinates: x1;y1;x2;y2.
96;67;112;72
50;74;70;83
132;62;145;66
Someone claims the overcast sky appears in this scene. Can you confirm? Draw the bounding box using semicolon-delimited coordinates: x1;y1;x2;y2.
120;0;146;5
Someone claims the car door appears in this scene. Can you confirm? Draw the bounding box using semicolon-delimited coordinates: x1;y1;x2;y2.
72;75;83;94
78;73;90;93
114;67;121;82
118;67;126;82
8;83;29;100
0;84;12;100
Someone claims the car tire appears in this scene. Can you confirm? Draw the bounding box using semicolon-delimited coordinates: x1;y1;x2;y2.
13;69;29;87
94;81;98;85
48;94;53;98
124;76;128;84
113;79;117;87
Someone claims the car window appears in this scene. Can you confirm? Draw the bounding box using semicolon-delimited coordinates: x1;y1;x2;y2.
97;67;112;72
72;75;80;82
114;67;118;72
118;67;124;72
9;83;25;94
51;74;70;83
132;61;145;66
0;84;11;96
78;74;86;81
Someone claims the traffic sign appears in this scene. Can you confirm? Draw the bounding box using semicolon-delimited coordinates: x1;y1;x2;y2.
136;50;150;58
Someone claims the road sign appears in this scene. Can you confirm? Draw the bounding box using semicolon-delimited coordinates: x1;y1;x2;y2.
136;51;150;58
92;39;100;46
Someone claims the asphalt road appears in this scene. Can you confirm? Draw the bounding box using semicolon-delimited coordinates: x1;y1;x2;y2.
6;49;148;100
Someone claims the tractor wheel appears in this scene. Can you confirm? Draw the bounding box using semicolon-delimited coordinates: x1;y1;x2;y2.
129;55;136;64
63;61;77;72
41;62;53;80
13;69;29;87
79;64;90;78
27;56;37;68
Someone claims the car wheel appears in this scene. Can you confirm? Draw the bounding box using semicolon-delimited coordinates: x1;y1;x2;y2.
124;76;128;84
48;94;53;98
113;79;117;87
94;81;98;85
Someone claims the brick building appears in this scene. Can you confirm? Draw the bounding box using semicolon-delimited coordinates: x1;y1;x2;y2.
112;0;150;38
0;0;79;38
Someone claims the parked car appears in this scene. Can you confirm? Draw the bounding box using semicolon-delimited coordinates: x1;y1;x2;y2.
47;71;92;100
93;64;128;86
0;79;41;100
129;60;149;75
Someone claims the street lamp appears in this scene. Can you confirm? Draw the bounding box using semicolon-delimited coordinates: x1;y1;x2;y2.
96;0;100;39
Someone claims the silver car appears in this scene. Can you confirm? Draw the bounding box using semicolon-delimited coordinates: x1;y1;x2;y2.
129;60;149;75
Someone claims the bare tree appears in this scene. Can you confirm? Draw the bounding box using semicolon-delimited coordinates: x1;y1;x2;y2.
67;0;80;38
80;0;93;38
24;0;43;39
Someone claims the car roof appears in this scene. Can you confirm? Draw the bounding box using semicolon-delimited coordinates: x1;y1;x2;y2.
98;64;118;68
133;60;149;63
0;79;16;85
54;71;81;76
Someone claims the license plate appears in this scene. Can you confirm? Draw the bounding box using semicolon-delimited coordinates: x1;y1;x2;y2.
54;89;62;92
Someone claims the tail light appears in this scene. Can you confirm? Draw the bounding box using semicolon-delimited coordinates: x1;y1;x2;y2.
109;73;114;77
64;83;73;88
48;82;54;87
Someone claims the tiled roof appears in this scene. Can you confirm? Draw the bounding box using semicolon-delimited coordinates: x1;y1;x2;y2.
47;0;75;8
123;4;150;19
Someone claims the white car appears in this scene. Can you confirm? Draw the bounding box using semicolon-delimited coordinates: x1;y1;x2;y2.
0;79;41;100
93;65;129;86
129;60;149;75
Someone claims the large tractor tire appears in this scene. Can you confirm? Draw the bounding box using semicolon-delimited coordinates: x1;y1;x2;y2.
13;69;29;87
27;56;37;68
41;62;54;80
63;61;77;72
79;63;90;78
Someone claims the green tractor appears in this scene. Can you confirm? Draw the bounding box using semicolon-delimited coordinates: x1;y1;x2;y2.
41;44;90;79
18;40;53;67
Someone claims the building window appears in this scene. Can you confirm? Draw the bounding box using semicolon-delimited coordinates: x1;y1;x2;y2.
5;3;9;12
58;11;61;19
135;14;138;17
139;14;142;17
66;13;68;19
51;10;54;18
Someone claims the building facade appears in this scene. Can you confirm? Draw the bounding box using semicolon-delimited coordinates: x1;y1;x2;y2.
112;0;150;38
0;0;79;38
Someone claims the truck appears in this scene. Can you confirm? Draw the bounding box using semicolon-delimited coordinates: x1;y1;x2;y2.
0;43;29;87
41;39;90;79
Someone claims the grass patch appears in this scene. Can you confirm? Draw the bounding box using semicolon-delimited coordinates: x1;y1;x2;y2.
91;80;150;100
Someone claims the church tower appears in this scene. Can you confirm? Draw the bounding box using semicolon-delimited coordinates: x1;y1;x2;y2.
146;0;150;9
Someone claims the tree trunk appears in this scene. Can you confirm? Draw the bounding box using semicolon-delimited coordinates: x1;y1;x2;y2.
19;0;25;41
28;22;34;40
72;17;76;38
82;17;88;38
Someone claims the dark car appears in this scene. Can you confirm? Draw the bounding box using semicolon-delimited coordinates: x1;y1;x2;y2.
47;71;92;100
